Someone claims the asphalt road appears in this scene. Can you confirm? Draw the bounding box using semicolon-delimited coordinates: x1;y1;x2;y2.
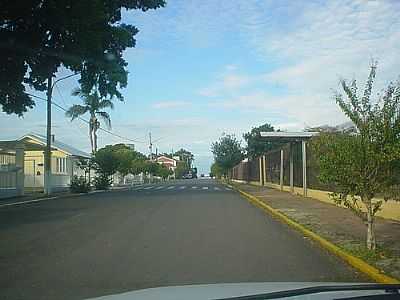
0;179;366;300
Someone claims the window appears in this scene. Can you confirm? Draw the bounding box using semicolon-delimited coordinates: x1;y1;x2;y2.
56;157;67;174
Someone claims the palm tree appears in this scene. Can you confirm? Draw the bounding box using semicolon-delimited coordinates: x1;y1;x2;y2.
66;88;114;154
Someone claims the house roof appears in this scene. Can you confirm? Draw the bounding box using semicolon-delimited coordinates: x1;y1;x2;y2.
156;155;176;162
0;140;46;152
20;133;90;158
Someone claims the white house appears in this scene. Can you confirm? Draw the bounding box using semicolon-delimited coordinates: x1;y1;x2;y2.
0;133;90;198
156;155;178;178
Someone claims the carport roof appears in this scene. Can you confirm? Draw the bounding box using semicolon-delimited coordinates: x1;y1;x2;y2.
260;131;319;142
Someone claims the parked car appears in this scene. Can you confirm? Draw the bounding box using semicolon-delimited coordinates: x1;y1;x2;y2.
183;173;193;179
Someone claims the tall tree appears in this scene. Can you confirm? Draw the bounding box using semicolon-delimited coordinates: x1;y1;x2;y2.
243;123;280;159
311;63;400;250
91;145;120;177
66;88;113;153
211;134;244;177
175;160;190;179
174;148;194;168
0;0;165;115
210;162;224;179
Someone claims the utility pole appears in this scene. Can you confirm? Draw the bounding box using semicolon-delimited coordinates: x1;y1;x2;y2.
44;75;53;195
44;73;79;195
149;132;153;161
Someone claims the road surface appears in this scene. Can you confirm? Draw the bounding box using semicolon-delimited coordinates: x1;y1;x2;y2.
0;179;366;300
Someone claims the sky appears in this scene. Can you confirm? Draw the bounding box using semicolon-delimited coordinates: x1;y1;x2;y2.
1;0;400;174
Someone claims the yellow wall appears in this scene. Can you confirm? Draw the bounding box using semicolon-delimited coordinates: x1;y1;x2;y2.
255;182;400;222
24;150;72;188
25;150;68;174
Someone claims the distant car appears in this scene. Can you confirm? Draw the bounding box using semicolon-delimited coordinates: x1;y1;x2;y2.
200;174;204;177
183;173;193;179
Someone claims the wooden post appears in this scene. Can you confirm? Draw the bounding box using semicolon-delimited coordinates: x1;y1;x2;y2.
259;157;263;186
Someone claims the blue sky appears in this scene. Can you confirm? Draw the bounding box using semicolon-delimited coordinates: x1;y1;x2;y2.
1;0;400;174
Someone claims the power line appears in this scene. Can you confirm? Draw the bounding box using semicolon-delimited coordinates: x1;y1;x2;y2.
27;93;146;144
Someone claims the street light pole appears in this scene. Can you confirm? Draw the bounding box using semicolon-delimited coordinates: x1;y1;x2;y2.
44;75;53;195
44;72;79;195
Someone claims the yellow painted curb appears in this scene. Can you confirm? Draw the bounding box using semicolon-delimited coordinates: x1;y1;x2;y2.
227;183;400;284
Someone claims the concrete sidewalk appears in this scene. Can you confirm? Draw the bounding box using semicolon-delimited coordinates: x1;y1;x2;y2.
231;182;400;280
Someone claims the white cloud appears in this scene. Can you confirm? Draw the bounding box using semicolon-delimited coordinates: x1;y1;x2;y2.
210;91;347;128
258;0;400;92
202;0;400;128
151;101;189;109
198;65;256;97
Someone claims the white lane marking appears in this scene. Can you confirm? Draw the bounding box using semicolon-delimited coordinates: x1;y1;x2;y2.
155;186;164;190
143;186;154;190
202;186;209;190
167;186;175;190
225;188;232;191
0;196;58;208
179;186;186;189
214;187;221;190
192;186;198;189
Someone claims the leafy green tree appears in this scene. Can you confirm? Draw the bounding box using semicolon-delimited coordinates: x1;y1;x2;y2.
155;164;173;180
175;161;190;179
0;0;165;115
91;145;119;177
66;88;114;153
211;134;244;178
143;161;160;175
130;159;147;176
243;123;281;159
109;144;146;177
115;149;136;178
210;162;224;179
311;63;400;250
174;149;194;168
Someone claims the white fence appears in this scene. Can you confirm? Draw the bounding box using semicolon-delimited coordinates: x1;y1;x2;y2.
0;153;18;198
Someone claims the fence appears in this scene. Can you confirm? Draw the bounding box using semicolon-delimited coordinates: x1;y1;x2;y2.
0;153;19;198
230;139;335;195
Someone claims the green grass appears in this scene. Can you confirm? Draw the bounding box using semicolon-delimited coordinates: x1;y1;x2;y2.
341;242;391;264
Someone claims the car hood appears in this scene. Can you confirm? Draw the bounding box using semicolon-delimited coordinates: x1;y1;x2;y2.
86;282;374;300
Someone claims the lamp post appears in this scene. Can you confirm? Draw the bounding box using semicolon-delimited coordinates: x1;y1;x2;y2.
44;73;79;195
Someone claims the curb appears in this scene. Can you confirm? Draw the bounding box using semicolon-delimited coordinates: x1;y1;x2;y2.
227;183;400;284
0;187;131;208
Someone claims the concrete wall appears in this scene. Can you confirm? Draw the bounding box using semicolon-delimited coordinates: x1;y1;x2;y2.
262;182;400;222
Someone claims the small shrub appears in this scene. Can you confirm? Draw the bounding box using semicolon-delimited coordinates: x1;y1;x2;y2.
70;175;90;193
93;174;112;190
